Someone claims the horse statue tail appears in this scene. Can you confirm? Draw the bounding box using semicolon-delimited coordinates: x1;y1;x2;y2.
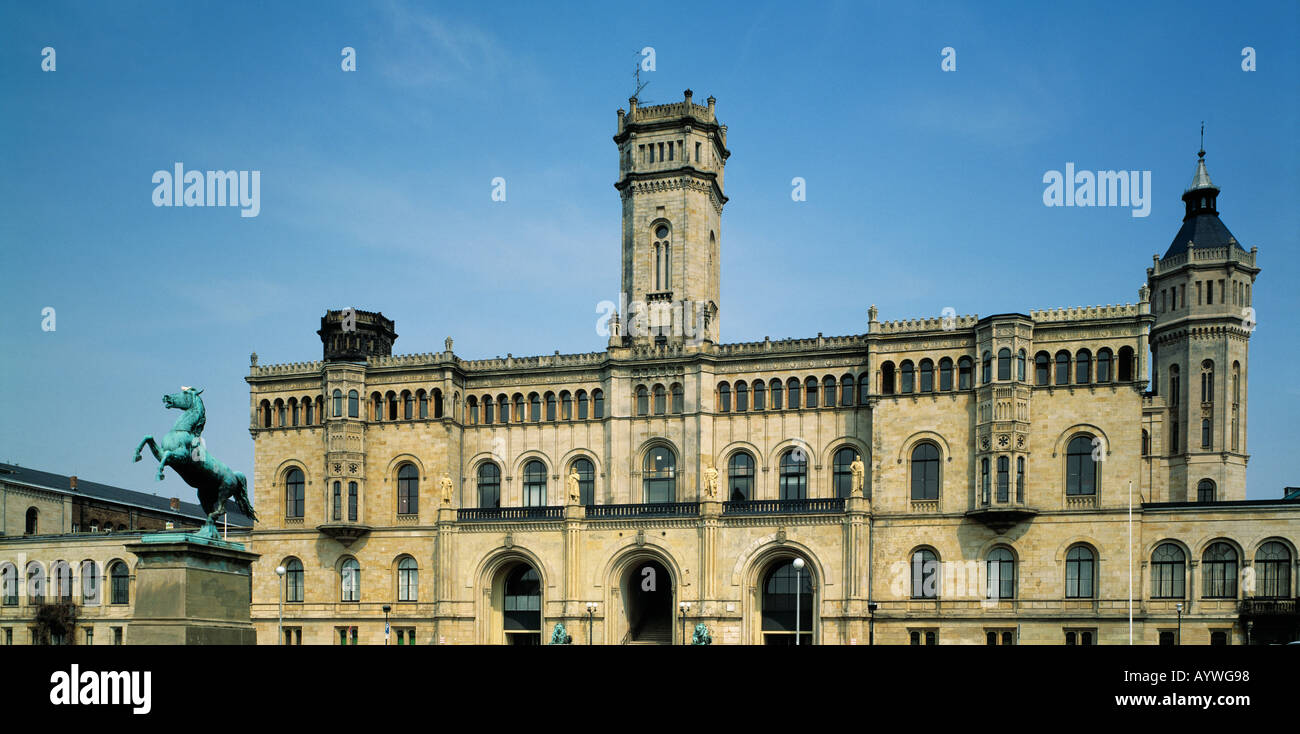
233;472;258;523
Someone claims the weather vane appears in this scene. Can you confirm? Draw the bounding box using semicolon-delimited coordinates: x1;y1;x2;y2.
632;52;650;102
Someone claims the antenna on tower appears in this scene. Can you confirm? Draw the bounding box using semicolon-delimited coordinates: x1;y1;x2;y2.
1199;121;1205;156
631;52;651;103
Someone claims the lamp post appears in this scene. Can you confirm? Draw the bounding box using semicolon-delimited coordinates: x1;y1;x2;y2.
274;565;286;646
678;601;691;644
586;602;598;645
1246;620;1253;646
867;601;878;646
793;557;806;646
1176;602;1183;645
383;604;392;646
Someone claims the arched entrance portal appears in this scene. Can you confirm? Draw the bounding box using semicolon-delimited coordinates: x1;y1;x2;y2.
624;559;673;644
761;557;814;645
498;563;541;645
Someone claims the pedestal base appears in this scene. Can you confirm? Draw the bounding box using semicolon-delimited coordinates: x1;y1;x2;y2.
125;536;260;645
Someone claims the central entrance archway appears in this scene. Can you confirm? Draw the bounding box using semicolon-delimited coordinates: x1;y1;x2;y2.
624;559;673;644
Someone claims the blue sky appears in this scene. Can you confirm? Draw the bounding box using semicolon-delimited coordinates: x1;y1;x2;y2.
1;0;1296;503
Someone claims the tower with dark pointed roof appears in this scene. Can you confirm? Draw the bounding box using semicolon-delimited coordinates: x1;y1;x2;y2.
1146;146;1259;501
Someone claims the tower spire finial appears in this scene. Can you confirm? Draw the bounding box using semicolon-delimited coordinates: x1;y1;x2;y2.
1199;121;1205;158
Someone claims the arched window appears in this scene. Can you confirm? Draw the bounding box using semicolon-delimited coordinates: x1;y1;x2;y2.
397;464;419;515
398;557;418;602
276;399;286;428
1066;435;1098;495
418;390;429;419
643;447;676;503
26;561;46;605
840;374;854;406
752;380;765;410
1255;542;1292;599
467;396;479;425
109;561;129;605
1200;359;1214;405
762;559;813;645
734;381;747;412
403;391;413;420
80;560;100;604
560;391;572;420
53;561;73;602
1034;352;1050;385
638;385;651;415
501;393;513;423
939;357;953;391
1;563;17;606
25;507;38;535
899;361;914;394
347;481;358;521
260;400;272;428
285;468;305;518
1117;346;1134;381
347;390;359;418
522;460;547;506
910;443;940;500
1096;348;1113;382
482;395;494;425
576;390;589;419
787;378;801;409
997;348;1011;381
478;463;501;508
1202;543;1238;598
1016;457;1025;503
290;398;300;426
911;549;939;598
340;558;361;602
1054;351;1070;385
919;360;934;393
996;456;1010;502
433;389;444;418
1197;479;1215;502
670;383;684;413
545;392;557;421
981;351;992;384
1075;349;1091;384
716;383;730;412
822;376;836;407
805;377;819;408
387;391;398;421
592;389;605;418
371;392;383;421
332;389;342;417
572;458;595;505
832;447;859;498
980;457;990;504
504;565;542;645
880;362;895;395
284;558;304;603
1017;349;1026;381
958;357;973;390
1065;546;1095;598
987;547;1015;599
332;481;342;520
1151;544;1185;598
728;452;754;501
778;449;807;500
770;379;784;409
528;393;541;422
1200;418;1212;449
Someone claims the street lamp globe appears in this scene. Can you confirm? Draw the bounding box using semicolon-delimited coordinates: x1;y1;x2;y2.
275;565;286;577
792;557;805;571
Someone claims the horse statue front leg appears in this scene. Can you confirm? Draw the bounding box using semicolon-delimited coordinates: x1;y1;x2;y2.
133;435;160;464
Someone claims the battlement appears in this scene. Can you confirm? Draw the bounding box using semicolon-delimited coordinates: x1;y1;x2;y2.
1153;243;1257;274
873;314;980;334
618;90;724;141
1030;304;1142;323
714;333;865;356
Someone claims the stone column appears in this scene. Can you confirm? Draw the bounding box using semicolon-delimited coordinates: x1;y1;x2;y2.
125;536;258;645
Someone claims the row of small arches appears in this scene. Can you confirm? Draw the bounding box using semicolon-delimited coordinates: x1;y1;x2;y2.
713;375;867;413
879;346;1136;394
467;389;605;425
0;559;131;606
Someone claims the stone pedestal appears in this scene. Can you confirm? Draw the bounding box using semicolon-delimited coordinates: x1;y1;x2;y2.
125;534;259;645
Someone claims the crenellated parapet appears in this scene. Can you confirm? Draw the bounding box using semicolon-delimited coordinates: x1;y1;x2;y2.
1030;304;1142;323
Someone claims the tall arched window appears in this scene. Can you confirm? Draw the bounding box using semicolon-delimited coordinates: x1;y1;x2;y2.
982;351;992;384
822;376;836;407
1096;348;1113;382
572;458;595;505
1202;543;1238;598
1054;351;1070;385
1200;360;1214;404
1075;349;1091;384
728;452;754;501
24;507;38;535
397;464;419;515
939;358;954;391
398;557;418;602
546;392;557;421
528;393;541;422
109;561;129;605
639;385;652;415
347;481;358;521
522;460;547;506
958;357;973;390
643;447;676;503
340;558;360;602
403;391;413;420
386;392;398;421
761;559;813;645
911;549;939;599
418;391;429;419
1017;349;1026;381
1197;479;1215;502
26;561;46;605
805;377;819;407
467;396;479;425
910;443;940;500
1117;346;1134;381
880;362;895;395
734;381;747;412
997;348;1011;381
576;390;589;419
1151;544;1185;598
0;563;17;606
1255;542;1292;598
592;389;605;418
1065;546;1095;598
285;468;305;518
987;547;1015;599
285;558;304;603
899;361;915;394
832;447;860;498
1016;457;1025;502
504;565;542;645
919;360;934;393
1065;435;1098;495
980;458;991;504
770;379;784;409
560;391;572;420
483;395;494;424
787;378;801;409
53;561;73;602
371;392;383;421
996;456;1010;502
478;463;501;508
332;481;341;520
778;449;807;500
1034;352;1050;385
840;375;854;406
332;389;342;417
671;383;684;413
345;390;358;418
751;380;765;410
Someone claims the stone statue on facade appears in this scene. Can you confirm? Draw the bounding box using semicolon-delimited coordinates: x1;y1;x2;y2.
850;456;865;496
439;474;453;505
133;386;257;538
567;468;581;504
702;464;719;499
549;622;572;644
691;623;712;645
